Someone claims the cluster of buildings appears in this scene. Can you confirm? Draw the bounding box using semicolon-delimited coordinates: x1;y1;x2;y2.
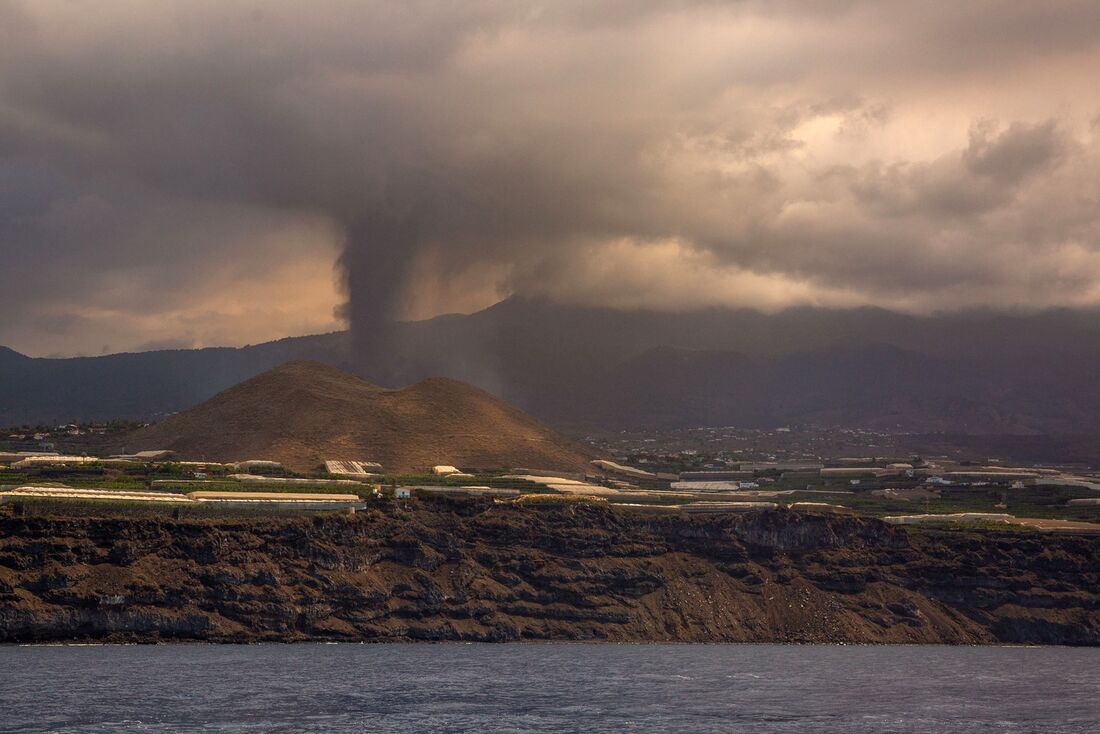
5;443;1097;520
654;457;1088;492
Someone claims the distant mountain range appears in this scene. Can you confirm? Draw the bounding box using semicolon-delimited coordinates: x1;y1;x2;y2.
0;333;352;427
4;298;1100;434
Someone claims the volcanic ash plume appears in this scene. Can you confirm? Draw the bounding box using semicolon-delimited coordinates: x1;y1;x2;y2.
3;1;1100;359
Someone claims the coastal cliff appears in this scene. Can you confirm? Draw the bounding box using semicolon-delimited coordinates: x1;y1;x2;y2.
1;501;1096;645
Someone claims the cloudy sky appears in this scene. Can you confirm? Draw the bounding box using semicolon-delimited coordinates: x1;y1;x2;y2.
2;1;1099;356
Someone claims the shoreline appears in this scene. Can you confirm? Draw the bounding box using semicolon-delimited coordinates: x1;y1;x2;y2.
6;639;1082;648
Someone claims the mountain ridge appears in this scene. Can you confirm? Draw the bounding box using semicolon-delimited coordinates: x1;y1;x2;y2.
4;298;1100;434
122;360;600;472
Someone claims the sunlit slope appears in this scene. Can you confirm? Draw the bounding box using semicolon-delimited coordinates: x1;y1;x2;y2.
125;360;599;473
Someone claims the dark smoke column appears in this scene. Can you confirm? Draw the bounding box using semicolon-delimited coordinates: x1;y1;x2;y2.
340;215;420;384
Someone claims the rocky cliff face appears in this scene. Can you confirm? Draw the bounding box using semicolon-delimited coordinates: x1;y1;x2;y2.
1;501;1096;645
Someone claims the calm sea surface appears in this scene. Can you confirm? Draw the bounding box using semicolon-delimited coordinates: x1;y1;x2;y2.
0;643;1097;733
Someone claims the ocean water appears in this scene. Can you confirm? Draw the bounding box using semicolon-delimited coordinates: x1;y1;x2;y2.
0;644;1097;733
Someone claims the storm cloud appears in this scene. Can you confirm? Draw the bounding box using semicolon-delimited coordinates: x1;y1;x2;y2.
1;1;1099;355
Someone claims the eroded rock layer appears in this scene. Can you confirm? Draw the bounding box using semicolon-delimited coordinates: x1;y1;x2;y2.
0;501;1096;645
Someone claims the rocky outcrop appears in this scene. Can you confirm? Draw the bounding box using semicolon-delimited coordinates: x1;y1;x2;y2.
0;501;1096;644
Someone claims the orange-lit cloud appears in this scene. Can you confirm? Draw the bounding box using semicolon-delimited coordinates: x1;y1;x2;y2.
1;1;1099;355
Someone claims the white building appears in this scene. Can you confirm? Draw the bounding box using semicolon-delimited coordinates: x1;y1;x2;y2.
232;459;283;471
11;455;98;469
432;465;460;476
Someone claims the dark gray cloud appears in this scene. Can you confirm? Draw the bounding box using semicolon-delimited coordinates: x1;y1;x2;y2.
1;1;1099;355
850;121;1066;220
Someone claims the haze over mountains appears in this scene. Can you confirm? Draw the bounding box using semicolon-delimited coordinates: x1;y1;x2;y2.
3;298;1100;435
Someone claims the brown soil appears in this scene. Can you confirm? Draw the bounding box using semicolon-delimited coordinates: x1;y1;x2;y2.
1;501;1096;645
122;361;600;473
